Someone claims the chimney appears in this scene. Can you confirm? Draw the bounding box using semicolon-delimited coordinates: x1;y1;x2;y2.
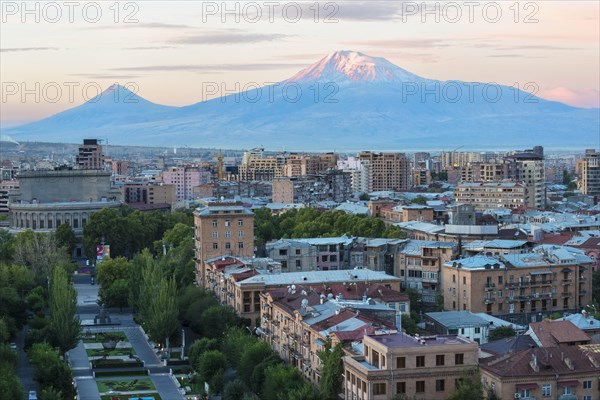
395;312;402;332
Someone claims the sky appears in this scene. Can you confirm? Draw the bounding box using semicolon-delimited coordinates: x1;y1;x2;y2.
1;0;599;128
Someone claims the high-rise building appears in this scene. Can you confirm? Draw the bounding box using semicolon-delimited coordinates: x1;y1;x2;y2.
162;165;211;201
504;147;545;209
454;182;528;211
580;149;600;195
357;152;411;192
194;201;254;285
76;139;104;170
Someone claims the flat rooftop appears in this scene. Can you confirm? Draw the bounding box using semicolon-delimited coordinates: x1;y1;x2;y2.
366;332;472;348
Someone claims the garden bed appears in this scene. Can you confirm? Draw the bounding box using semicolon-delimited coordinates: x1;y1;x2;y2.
93;359;144;369
95;370;148;378
87;348;137;357
82;331;128;343
97;378;155;393
99;394;162;400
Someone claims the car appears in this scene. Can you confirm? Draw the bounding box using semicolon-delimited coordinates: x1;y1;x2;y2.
9;342;17;350
28;390;37;400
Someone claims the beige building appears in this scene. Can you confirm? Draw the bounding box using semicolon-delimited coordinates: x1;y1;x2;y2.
194;201;254;284
343;332;479;400
76;139;105;170
413;169;431;186
259;283;407;384
481;345;600;400
380;205;435;224
454;182;528;211
442;246;594;325
121;183;175;206
358;152;411;192
580;149;600;195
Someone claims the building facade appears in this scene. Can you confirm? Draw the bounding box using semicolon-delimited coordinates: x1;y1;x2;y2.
454;182;528;211
343;332;479;400
580;149;600;195
357;152;411;192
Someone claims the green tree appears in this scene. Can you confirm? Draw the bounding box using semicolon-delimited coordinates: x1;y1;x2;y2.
201;305;241;339
404;288;423;314
48;266;80;354
488;326;516;341
222;326;257;368
12;230;73;285
96;257;131;289
28;342;76;398
39;387;64;400
409;196;428;205
223;379;248;400
401;314;420;335
83;207;128;258
128;249;154;312
486;387;502;400
319;343;344;399
289;383;322;400
435;291;445;311
0;364;23;400
189;338;220;369
54;223;77;255
262;364;304;400
359;193;370;201
447;369;483;400
102;278;130;311
196;350;227;386
239;341;279;393
0;230;15;263
144;276;179;347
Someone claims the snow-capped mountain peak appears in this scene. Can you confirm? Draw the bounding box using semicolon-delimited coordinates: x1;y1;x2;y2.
286;50;423;83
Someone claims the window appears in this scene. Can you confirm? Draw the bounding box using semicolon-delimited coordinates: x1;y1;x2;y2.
225;231;231;238
541;384;552;397
562;387;572;395
475;327;481;334
295;249;301;255
498;276;503;284
583;396;592;400
238;219;243;226
225;219;230;227
396;382;406;394
212;219;217;227
416;381;425;393
455;353;464;365
238;242;244;249
436;379;445;392
583;380;592;389
212;231;218;238
416;356;425;367
436;355;445;366
225;242;231;249
463;277;466;284
212;243;218;250
373;383;386;395
295;260;301;269
238;231;244;238
452;274;456;283
396;357;405;368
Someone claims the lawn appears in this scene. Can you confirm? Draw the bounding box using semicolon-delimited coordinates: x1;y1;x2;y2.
87;348;137;357
97;378;156;393
100;394;162;400
82;331;128;343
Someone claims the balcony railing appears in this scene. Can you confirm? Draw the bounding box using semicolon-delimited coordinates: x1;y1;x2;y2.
485;297;496;304
485;283;496;290
561;292;572;297
561;279;572;285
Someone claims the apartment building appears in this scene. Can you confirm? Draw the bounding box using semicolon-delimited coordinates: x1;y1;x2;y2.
194;202;254;284
442;246;594;325
481;345;600;400
343;332;479;400
163;165;211;201
357;152;411;192
396;240;457;302
121;183;175;206
203;258;402;326
454;182;528;211
76;139;105;170
380;204;435;224
259;283;406;383
267;236;354;271
413;169;431;186
281;153;338;177
0;179;18;215
459;162;504;183
580;149;600;195
271;171;351;204
504;149;546;209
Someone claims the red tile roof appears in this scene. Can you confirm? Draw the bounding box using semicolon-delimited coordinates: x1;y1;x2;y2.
530;319;591;347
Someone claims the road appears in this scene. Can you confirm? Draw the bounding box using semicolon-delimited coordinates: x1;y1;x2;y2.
15;324;38;397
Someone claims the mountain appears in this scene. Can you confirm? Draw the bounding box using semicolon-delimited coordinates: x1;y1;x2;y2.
4;51;598;150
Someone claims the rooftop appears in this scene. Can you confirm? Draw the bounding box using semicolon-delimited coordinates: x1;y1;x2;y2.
239;268;401;287
366;332;473;348
425;311;489;328
529;319;591;347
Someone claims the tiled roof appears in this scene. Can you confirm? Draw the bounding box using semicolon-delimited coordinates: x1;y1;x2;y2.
481;346;600;378
529;319;591;347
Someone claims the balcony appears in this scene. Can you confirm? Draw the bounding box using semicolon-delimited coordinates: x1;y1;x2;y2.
561;292;572;297
485;283;496;290
485;297;496;304
561;279;572;285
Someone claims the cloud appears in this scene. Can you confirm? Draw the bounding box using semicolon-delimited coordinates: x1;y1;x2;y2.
344;38;445;49
333;1;409;21
125;46;177;50
68;73;141;80
487;54;546;59
88;22;192;30
1;47;59;53
111;63;307;73
171;31;289;45
538;87;600;108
